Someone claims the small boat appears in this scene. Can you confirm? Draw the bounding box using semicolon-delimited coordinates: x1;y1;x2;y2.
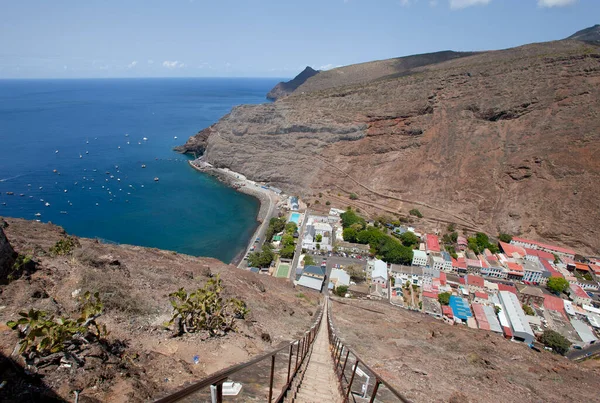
118;146;121;149
143;137;148;141
35;213;41;217
141;164;146;168
86;140;89;144
85;151;89;154
55;150;59;154
53;169;57;173
45;202;50;207
106;171;110;175
1;202;6;206
174;136;178;139
79;154;83;159
35;219;40;222
154;177;159;182
127;141;130;144
27;184;31;187
125;133;129;137
6;192;14;195
64;189;68;193
19;194;25;197
60;211;67;214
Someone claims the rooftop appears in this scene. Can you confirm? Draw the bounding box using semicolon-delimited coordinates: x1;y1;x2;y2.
511;237;576;256
571;284;590;299
426;234;441;253
499;241;526;259
467;274;484;287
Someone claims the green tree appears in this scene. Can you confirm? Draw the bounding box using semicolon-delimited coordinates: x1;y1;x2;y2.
438;292;451;306
342;227;358;243
285;222;298;234
346;265;366;283
280;245;295;259
248;244;275;268
315;234;323;243
334;285;349;297
498;233;513;243
340;209;365;229
303;255;316;267
494;305;501;315
409;209;423;218
349;193;358;200
522;304;535;316
316;243;321;250
447;223;456;232
399;231;419;248
547;277;570;295
540;330;572;355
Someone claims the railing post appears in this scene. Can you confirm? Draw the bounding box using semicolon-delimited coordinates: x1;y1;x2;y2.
341;350;350;375
268;354;275;402
369;379;381;403
210;382;223;403
337;345;344;366
295;340;300;370
287;344;293;384
345;361;358;401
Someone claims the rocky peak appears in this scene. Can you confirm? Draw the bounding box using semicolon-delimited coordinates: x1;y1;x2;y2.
567;24;600;41
0;224;16;283
266;66;320;101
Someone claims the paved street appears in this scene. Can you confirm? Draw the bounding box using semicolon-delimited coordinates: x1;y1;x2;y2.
289;211;308;281
567;342;600;360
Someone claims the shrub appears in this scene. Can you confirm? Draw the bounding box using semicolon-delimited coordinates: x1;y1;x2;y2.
547;277;570;294
334;285;349;297
349;193;359;200
522;304;535;316
49;236;78;256
498;233;513;243
438;292;451;305
409;209;423;218
166;275;248;337
325;201;331;206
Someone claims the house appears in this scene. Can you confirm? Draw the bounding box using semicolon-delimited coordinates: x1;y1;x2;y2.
522;261;544;285
499;241;527;260
481;259;507;279
391;264;424;287
440;251;453;272
429;254;445;273
466;274;485;293
371;260;388;286
472;303;502;334
543;294;568;319
524;248;555;263
301;216;333;252
570;319;598;346
449;295;472;321
498;290;535;345
457;236;468;251
442;305;454;319
511;237;575;260
411;250;428;267
570;284;593;306
466;258;482;274
473;291;489;304
452;257;467;274
296;265;326;292
498;283;518;295
301;265;325;280
330;268;350;287
289;196;299;211
425;234;441;253
367;258;387;278
506;262;524;281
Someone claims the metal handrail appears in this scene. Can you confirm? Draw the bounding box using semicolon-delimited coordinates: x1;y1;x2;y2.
154;303;324;403
327;297;412;403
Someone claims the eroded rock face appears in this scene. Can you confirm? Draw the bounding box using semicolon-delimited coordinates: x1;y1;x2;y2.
179;39;600;254
266;66;319;101
0;225;16;282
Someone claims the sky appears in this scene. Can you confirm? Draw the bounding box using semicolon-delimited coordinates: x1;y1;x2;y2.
0;0;598;79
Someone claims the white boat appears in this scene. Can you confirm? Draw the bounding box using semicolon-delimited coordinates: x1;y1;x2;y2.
34;213;41;217
143;137;148;141
86;151;89;154
154;177;159;182
45;202;50;207
55;150;59;153
60;211;67;214
125;133;129;137
174;136;178;139
141;164;146;168
79;154;82;158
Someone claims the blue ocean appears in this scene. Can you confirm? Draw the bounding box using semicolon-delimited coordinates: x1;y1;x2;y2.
0;78;280;263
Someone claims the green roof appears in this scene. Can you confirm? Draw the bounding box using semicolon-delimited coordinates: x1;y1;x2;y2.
273;235;282;241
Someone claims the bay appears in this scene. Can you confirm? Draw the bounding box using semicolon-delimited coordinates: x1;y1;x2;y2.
0;78;280;263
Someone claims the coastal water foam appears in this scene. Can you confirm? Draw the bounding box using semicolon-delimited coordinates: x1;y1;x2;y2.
0;78;281;262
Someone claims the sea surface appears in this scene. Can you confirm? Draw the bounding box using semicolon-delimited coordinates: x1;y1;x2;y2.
0;78;281;263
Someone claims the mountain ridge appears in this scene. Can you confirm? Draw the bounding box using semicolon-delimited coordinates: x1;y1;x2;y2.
266;66;319;100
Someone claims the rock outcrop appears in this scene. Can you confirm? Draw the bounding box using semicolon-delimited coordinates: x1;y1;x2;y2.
568;24;600;42
266;66;319;100
0;223;16;283
179;31;600;254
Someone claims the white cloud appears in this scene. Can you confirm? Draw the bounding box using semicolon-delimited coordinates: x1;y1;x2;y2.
537;0;577;7
147;59;154;65
319;63;334;70
400;0;411;6
162;60;186;69
127;61;138;69
449;0;491;9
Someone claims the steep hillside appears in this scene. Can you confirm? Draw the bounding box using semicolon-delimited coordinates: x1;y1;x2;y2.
331;298;600;403
177;38;600;254
0;218;320;402
266;66;319;100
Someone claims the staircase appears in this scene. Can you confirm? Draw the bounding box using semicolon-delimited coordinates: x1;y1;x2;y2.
286;298;343;403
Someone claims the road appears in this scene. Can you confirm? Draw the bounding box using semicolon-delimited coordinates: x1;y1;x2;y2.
567;342;600;361
236;183;279;269
289;211;309;281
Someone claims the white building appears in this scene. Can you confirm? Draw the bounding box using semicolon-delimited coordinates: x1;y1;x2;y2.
412;250;428;267
570;318;598;346
391;265;424;287
498;290;535;345
440;251;453;272
330;268;350;287
301;216;333;252
371;260;388;286
522;261;544;284
429;254;445;273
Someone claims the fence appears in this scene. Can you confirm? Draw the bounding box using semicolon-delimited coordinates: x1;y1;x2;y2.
153;304;323;403
327;299;411;403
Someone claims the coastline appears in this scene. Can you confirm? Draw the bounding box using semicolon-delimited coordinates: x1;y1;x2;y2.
187;160;279;267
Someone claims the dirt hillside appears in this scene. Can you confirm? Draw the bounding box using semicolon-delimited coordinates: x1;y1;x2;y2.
0;218;320;402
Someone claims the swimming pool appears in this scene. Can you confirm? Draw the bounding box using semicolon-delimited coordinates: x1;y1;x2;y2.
289;212;301;224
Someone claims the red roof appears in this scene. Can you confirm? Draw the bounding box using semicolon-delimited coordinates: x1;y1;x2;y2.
442;305;453;318
472;303;490;331
423;291;439;299
524;248;555;262
439;272;447;285
452;257;467;269
466;258;482;268
502;326;513;338
574;262;590;272
506;262;524;272
590;264;600;275
512;237;575;256
426;234;441;253
457;236;468;246
540;259;563;278
475;291;488;300
544;295;566;318
571;284;590;299
467;274;484;287
477;256;490;268
499;241;526;258
459;277;466;285
498;284;518;295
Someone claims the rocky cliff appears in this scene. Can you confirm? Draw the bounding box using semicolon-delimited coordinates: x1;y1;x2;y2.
568;24;600;42
179;33;600;254
266;66;319;100
0;222;16;283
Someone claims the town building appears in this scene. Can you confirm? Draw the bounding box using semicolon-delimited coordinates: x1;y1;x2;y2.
472;303;503;334
330;268;350;287
425;234;441;254
457;236;468;251
335;241;370;255
429;254;445;273
481;259;507;278
391;264;424;287
296;265;326;291
452;257;467;274
570;318;598;346
510;237;575;260
570;284;593;306
440;251;453;272
411;250;428;267
371;260;388;286
466;258;482;274
517;285;545;306
301;216;333;252
498;290;535;345
522;261;544;284
449;295;472;321
466;274;485;293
